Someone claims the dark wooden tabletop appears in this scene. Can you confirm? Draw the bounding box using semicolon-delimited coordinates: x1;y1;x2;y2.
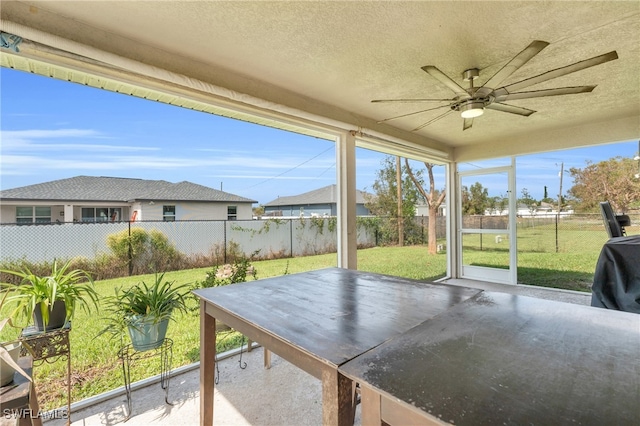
340;291;640;425
193;267;481;366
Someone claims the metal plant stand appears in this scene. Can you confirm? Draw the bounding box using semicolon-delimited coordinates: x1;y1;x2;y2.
117;338;173;422
20;322;72;426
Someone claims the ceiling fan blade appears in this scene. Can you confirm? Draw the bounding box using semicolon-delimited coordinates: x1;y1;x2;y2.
495;51;618;94
412;109;454;131
476;40;549;97
371;98;451;103
486;102;536;116
377;105;450;123
421;66;469;98
463;118;474;131
494;85;596;102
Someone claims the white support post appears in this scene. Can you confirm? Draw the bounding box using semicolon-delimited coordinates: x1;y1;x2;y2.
447;162;459;279
336;131;357;269
509;156;518;284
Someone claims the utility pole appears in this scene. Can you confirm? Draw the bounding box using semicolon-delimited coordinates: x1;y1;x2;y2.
555;162;564;253
557;162;564;214
396;156;404;246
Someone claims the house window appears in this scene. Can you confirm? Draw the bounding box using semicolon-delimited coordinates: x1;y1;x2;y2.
227;206;237;220
81;207;122;222
16;206;51;224
163;206;176;222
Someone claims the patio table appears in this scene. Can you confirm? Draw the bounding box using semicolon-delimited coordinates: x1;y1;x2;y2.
339;291;640;426
193;267;481;426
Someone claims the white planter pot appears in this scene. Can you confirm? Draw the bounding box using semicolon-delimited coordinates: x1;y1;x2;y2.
0;342;22;386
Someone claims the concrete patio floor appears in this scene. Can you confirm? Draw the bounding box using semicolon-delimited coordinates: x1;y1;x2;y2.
45;347;333;426
41;281;591;426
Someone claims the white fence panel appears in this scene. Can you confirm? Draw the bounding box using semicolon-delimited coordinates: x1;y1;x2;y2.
0;223;127;262
227;220;292;258
0;218;376;264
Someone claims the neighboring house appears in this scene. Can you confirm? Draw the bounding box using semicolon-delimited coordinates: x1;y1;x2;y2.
415;203;446;217
0;176;256;224
263;184;372;218
485;202;574;217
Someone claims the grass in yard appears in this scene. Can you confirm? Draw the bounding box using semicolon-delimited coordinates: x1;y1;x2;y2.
0;232;603;410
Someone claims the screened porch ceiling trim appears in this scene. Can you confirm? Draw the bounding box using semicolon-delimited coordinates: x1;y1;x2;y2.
0;24;451;164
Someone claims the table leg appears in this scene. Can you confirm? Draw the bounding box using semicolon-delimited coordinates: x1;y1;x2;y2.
200;300;216;426
29;381;43;426
360;385;382;426
66;351;71;426
321;368;353;426
264;348;271;369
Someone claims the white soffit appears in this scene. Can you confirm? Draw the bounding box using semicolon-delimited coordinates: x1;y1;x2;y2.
1;1;637;162
0;28;451;164
0;42;338;142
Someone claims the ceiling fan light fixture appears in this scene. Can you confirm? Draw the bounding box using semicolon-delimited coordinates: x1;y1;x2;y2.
459;101;485;119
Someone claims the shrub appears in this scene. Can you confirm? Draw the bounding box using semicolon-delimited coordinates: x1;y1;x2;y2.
195;252;258;289
106;228;185;275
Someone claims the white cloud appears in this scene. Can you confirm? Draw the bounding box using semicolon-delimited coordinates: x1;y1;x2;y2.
207;175;332;180
2;129;101;139
0;129;157;152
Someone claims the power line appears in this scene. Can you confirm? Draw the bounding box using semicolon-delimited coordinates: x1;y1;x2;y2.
316;162;335;178
244;146;334;189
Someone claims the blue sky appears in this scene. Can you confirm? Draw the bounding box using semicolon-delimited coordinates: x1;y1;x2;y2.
1;67;637;205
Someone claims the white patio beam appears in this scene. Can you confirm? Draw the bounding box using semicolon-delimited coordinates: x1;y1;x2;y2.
336;131;357;269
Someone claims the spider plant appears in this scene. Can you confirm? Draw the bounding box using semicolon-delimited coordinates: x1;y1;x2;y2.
2;260;99;331
98;273;191;344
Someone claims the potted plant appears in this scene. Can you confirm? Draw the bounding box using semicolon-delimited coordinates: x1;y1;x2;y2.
99;273;190;352
2;260;99;332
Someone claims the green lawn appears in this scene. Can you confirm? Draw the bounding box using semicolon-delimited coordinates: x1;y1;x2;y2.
1;231;605;410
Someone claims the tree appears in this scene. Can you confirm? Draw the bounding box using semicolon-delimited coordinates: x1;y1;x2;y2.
461;182;488;215
486;195;507;215
568;157;640;213
405;159;446;255
364;156;420;245
541;186;554;204
519;188;537;215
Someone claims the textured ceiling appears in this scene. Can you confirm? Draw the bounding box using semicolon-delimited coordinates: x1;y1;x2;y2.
1;1;639;162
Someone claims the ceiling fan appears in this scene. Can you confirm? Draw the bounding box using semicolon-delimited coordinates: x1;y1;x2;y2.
372;40;618;131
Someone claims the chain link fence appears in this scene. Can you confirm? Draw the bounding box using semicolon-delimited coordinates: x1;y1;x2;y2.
361;213;621;250
1;213;636;282
442;213;639;254
0;218;376;280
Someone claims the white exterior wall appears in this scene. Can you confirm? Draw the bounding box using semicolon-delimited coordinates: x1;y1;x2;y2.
0;204;16;223
137;201;253;221
0;200;253;224
0;202;64;223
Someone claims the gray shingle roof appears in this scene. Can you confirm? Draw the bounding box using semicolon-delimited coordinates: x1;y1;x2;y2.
0;176;256;203
263;184;370;207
